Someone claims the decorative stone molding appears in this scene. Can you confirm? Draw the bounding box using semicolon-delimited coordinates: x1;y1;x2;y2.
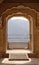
2;5;37;29
2;5;37;16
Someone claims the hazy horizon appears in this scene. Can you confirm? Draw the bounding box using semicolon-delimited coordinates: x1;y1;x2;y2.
7;17;30;42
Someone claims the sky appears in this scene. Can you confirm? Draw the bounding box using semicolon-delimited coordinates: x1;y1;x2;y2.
7;17;30;42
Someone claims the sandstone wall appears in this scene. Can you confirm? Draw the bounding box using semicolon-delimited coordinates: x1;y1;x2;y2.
0;3;39;58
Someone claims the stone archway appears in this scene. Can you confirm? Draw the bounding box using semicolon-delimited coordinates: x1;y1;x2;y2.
1;5;37;57
6;13;33;51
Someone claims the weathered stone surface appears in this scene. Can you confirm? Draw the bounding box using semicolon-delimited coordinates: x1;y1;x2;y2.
0;3;39;58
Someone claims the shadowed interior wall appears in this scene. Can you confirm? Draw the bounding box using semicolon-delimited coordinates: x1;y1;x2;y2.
0;3;39;58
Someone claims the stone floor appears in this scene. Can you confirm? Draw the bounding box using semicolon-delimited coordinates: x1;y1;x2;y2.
6;49;32;59
0;58;39;65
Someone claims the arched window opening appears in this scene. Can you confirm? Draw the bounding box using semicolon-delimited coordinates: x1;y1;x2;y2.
7;17;30;49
